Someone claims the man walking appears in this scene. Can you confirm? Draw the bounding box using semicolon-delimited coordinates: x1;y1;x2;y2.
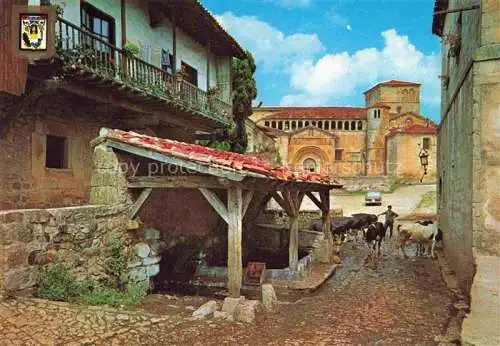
378;205;399;238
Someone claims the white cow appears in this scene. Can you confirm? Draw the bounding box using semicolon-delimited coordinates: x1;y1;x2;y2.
396;222;443;258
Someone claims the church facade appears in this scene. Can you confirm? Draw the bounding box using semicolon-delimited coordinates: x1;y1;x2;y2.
251;80;438;181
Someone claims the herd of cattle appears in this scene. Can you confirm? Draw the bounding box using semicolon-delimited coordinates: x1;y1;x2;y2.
310;213;443;259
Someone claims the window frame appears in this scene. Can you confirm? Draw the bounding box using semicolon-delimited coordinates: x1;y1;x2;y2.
45;134;69;169
81;2;116;46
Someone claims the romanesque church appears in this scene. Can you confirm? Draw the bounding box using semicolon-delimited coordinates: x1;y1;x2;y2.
251;80;438;181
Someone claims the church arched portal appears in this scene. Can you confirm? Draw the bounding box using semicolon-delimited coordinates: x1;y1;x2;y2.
303;158;318;172
292;146;329;174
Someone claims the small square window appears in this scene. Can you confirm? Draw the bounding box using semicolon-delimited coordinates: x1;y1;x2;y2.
335;149;343;161
423;137;430;150
45;135;68;169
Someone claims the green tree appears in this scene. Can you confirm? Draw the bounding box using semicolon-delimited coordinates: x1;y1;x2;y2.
230;50;257;153
197;51;257;153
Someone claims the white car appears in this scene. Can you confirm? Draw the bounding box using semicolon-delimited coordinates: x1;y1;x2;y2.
365;191;382;206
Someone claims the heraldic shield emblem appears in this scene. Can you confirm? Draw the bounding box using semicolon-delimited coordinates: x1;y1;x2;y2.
19;14;48;51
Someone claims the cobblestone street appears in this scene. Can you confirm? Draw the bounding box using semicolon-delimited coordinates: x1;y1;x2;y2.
0;238;456;346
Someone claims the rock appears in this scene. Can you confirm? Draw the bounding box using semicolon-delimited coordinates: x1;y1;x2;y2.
213;311;233;321
261;284;277;311
135;243;151;258
143;256;161;266
221;296;245;315
234;300;262;324
126;219;140;230
144;228;161;241
185;306;196;311
145;264;160;277
333;256;342;264
192;300;219;318
128;267;148;282
127;260;142;269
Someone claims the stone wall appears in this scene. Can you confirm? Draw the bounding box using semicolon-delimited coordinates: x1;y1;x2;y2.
0;204;132;293
436;0;500;293
337;176;396;192
255;209;343;230
387;133;437;182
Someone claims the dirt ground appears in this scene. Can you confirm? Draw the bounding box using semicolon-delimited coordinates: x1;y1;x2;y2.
122;238;455;346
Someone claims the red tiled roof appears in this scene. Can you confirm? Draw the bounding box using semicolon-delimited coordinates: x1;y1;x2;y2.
262;107;367;120
387;123;438;137
367;102;391;109
99;129;339;185
364;80;421;94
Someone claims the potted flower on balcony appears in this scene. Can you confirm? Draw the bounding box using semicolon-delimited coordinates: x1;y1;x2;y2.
174;65;188;83
122;41;140;58
207;86;220;97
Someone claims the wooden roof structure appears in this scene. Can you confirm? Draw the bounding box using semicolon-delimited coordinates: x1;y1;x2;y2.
148;0;246;58
92;128;342;297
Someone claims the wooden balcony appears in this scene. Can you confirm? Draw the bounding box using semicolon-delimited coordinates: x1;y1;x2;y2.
53;18;232;128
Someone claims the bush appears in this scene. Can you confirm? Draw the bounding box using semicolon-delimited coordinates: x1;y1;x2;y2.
106;233;126;289
38;264;90;301
79;281;148;308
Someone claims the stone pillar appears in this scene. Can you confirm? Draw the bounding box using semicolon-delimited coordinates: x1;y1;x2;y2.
90;144;132;206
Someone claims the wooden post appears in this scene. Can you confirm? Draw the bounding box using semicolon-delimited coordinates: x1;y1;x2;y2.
289;212;299;270
172;9;177;73
121;0;126;48
206;40;211;91
227;186;243;297
280;189;304;271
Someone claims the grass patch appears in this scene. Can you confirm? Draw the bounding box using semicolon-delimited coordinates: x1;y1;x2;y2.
38;263;148;307
78;281;148;308
417;191;437;209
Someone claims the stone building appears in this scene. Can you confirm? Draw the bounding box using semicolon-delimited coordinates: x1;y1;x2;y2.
0;0;244;210
432;0;499;344
251;80;438;181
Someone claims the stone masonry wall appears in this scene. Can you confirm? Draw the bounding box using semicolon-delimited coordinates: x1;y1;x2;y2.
437;0;499;293
0;205;131;293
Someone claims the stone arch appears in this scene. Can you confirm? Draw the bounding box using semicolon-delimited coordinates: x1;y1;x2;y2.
303;158;318;172
292;146;330;173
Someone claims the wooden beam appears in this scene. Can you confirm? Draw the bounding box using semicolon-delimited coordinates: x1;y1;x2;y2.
128;188;153;218
242;190;254;217
127;175;229;189
104;139;246;182
305;192;322;210
199;188;229;224
121;0;126;47
206;39;211;91
227;186;243;298
172;8;177;74
270;191;293;216
319;190;330;213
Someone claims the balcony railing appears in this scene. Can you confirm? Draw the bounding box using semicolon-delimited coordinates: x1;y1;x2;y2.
55;18;232;124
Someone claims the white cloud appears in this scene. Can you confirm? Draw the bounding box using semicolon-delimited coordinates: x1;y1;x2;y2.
327;9;349;27
215;12;324;71
268;0;312;9
281;29;441;107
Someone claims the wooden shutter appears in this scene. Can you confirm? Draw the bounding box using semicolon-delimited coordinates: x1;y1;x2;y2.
216;56;231;103
0;0;28;96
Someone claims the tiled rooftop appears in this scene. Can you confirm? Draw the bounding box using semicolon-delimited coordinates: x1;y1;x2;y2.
99;128;339;185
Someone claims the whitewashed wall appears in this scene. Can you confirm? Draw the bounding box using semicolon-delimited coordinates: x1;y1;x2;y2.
53;0;231;92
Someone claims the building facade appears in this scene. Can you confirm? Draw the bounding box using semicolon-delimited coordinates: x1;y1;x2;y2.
433;0;499;303
0;0;245;210
252;80;438;181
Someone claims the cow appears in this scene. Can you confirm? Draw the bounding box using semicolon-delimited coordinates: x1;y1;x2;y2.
396;223;443;258
364;221;386;256
350;213;378;242
331;217;355;242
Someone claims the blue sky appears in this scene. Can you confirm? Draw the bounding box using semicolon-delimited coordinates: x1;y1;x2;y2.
205;0;442;122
